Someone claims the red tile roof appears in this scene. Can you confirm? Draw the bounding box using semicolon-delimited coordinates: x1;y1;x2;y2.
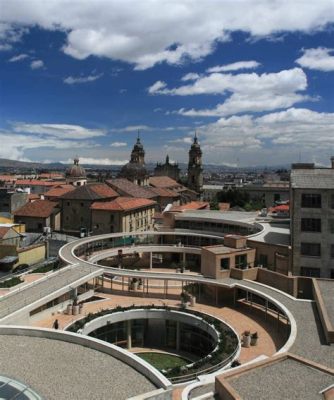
150;187;179;198
44;185;75;199
60;183;119;200
0;227;11;239
91;197;156;211
28;194;40;201
106;179;156;199
16;179;66;187
170;201;210;211
13;199;59;218
149;176;181;189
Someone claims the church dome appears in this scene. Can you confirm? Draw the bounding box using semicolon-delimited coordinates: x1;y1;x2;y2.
119;162;148;180
66;157;86;178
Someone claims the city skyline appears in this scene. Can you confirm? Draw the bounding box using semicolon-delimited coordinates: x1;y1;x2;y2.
1;1;334;166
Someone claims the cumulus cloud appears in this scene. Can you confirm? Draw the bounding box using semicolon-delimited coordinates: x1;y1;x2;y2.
110;125;151;133
61;157;127;165
110;142;127;147
30;59;44;69
0;22;27;51
296;47;334;71
194;107;334;165
207;61;261;73
0;130;94;161
8;53;29;62
63;73;103;84
149;68;309;116
1;1;334;69
12;122;105;139
181;73;201;81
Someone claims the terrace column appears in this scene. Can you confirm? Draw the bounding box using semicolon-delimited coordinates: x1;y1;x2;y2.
150;252;153;269
176;321;180;351
127;320;132;349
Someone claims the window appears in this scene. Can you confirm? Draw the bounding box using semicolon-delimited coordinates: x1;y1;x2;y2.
300;267;320;277
331;244;334;259
235;254;248;269
258;254;268;267
301;218;321;232
81;202;84;207
301;193;321;208
67;201;70;206
300;242;321;257
110;215;114;223
329;219;334;233
220;258;230;270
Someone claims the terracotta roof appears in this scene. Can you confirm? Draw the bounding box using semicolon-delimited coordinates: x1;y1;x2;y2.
39;173;64;179
60;183;119;201
149;176;181;189
150;187;179;198
170;201;210;212
16;179;66;187
0;175;16;182
13;200;59;218
106;179;156;199
91;197;156;211
44;185;76;199
28;194;40;201
0;227;11;239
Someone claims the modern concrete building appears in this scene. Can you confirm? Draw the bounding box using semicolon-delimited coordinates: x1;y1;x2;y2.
290;160;334;278
241;181;290;208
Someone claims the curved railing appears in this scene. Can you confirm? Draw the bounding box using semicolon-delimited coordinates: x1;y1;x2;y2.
65;305;240;384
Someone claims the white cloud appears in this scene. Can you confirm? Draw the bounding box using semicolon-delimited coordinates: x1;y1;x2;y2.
148;81;167;94
181;72;201;81
207;60;261;73
0;130;94;161
110;125;151;133
61;157;127;165
110;142;127;147
63;73;103;84
169;137;193;144
0;22;26;51
296;47;334;71
2;1;334;69
193;107;334;165
8;53;29;62
30;59;44;69
150;68;309;116
12;122;105;139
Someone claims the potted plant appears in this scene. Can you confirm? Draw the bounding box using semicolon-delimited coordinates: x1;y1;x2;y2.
131;278;138;290
251;332;258;346
138;278;143;290
180;291;189;308
242;330;251;348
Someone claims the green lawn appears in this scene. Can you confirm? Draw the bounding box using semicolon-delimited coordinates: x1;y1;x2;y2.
136;352;189;371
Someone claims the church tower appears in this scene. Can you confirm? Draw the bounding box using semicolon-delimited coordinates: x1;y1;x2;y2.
187;132;203;194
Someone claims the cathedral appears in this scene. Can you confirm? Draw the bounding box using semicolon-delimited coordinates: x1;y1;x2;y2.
154;155;180;181
118;134;149;186
187;133;203;193
119;133;203;194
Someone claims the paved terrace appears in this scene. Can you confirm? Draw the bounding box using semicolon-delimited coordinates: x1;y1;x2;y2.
227;357;333;400
0;334;156;400
59;233;334;369
317;279;334;329
0;265;102;320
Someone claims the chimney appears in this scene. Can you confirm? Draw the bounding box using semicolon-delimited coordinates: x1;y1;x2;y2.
331;157;334;169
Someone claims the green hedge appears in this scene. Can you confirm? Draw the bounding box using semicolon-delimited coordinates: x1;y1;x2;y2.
0;277;23;288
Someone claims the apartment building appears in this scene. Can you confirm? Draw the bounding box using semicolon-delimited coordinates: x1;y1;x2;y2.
290;160;334;278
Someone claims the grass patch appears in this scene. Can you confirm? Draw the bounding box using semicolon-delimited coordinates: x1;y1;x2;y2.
136;352;189;371
0;277;23;288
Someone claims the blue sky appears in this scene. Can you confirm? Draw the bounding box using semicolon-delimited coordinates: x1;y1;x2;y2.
1;0;334;166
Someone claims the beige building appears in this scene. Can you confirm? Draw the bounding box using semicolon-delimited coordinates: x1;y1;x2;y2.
13;199;61;232
91;197;156;234
201;235;256;279
60;183;119;235
291;160;334;278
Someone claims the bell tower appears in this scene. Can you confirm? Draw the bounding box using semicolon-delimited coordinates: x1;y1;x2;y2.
187;132;203;194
